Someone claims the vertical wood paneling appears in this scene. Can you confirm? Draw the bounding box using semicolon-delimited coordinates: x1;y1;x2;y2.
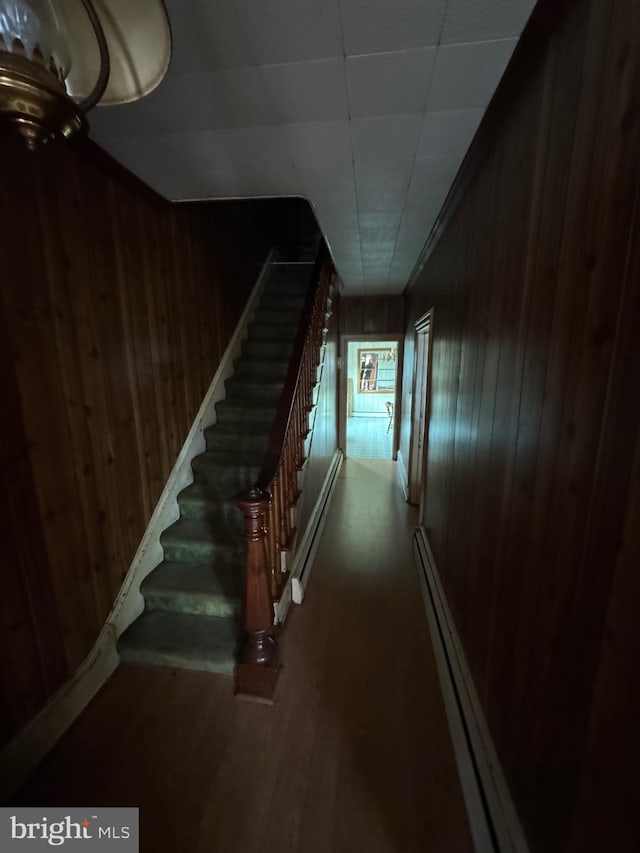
0;135;269;746
404;0;640;849
339;295;404;335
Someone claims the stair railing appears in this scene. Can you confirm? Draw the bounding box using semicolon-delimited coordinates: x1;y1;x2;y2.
235;243;334;700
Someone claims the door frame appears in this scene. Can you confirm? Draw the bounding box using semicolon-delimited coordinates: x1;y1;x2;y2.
407;311;433;514
339;333;404;460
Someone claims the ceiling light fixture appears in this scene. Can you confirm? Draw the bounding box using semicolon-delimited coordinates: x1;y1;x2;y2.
0;0;171;150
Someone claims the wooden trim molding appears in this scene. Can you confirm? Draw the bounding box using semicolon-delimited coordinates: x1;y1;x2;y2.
0;251;276;800
413;525;530;853
396;448;409;500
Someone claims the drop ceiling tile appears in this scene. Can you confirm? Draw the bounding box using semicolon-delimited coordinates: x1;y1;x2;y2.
427;39;518;112
346;48;437;118
260;59;348;123
417;109;483;159
361;246;395;264
237;0;342;63
198;126;299;174
341;0;448;55
358;211;404;230
440;0;537;45
165;0;254;72
91;68;276;137
355;170;411;212
351;114;423;164
324;229;362;253
360;225;400;245
405;155;460;211
335;260;364;278
315;211;361;234
281;121;352;167
299;163;357;215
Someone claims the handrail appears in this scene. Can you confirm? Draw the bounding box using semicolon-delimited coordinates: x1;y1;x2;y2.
235;242;334;701
256;242;329;491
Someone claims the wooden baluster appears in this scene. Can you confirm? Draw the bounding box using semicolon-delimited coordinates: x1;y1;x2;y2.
235;487;280;702
265;490;279;599
278;455;289;549
271;476;282;580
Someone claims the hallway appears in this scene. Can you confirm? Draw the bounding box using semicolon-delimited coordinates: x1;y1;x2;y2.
15;460;472;853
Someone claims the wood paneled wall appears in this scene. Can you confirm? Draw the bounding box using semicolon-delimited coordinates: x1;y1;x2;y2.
339;295;404;335
0;134;269;746
403;0;640;850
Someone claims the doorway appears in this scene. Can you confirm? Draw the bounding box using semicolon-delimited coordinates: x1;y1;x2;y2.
408;312;432;506
342;338;401;459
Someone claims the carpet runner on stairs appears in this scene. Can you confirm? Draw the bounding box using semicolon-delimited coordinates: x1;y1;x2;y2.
118;261;314;674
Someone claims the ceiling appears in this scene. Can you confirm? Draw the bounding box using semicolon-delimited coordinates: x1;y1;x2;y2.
89;0;537;295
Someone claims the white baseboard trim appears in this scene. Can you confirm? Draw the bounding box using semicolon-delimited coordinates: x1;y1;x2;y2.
396;448;409;500
275;448;343;621
0;250;277;802
413;526;530;853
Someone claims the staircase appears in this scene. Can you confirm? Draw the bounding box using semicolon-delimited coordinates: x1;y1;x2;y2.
118;261;315;675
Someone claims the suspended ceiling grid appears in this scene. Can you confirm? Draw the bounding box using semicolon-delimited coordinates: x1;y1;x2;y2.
89;0;537;295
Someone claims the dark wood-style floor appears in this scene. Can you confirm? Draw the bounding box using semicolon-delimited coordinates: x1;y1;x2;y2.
16;459;473;853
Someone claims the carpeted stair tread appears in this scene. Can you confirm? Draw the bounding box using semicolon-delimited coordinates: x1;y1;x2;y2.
248;320;299;338
160;517;245;563
259;294;306;311
177;482;240;521
142;560;242;617
232;358;291;380
118;611;239;674
214;398;278;425
225;377;284;402
241;339;295;360
191;452;261;492
204;422;271;453
254;307;303;325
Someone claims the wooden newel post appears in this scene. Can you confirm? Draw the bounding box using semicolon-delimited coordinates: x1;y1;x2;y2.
235;486;280;702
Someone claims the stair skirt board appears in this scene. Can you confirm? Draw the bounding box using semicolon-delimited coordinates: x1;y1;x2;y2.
0;250;281;800
413;527;530;853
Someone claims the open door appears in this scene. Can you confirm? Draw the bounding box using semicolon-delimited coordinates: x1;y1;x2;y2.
340;335;403;460
408;312;432;505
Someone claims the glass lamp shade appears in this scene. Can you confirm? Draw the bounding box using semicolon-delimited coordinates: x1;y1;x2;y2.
0;0;71;81
0;0;171;148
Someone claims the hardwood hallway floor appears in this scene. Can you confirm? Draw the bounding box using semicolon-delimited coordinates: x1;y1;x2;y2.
15;459;473;853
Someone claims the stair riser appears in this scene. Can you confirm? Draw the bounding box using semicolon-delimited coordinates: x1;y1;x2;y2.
192;458;261;490
143;589;241;619
214;406;277;427
204;429;270;453
177;497;244;525
162;539;241;564
254;308;302;325
259;296;306;311
224;379;283;401
118;647;236;676
248;324;298;341
233;361;290;380
241;341;294;360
